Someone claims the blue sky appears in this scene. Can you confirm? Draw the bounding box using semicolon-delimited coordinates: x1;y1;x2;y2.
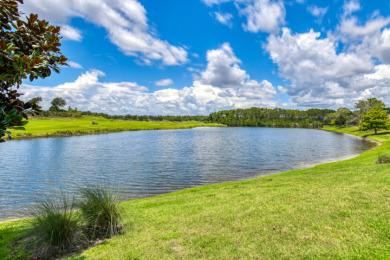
19;0;390;115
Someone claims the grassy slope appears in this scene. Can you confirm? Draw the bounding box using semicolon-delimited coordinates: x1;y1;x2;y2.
9;116;224;139
1;127;390;259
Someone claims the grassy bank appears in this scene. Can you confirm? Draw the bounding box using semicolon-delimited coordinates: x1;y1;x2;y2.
9;116;224;139
1;127;390;259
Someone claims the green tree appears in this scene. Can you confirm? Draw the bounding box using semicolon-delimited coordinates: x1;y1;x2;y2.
334;107;352;127
359;104;389;135
355;98;386;121
49;97;67;111
0;0;67;141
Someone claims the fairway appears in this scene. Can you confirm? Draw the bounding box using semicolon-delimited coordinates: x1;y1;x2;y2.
1;127;390;259
9;116;224;139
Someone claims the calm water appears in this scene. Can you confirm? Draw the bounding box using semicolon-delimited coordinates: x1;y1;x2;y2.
0;127;376;221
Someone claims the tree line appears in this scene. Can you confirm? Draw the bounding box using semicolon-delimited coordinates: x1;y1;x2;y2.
207;98;390;134
208;107;335;128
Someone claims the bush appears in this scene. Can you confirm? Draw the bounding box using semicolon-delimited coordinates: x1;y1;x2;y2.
26;196;81;257
77;186;122;238
377;155;390;164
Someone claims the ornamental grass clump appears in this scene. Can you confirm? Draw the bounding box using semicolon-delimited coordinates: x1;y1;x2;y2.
77;186;122;238
26;197;81;257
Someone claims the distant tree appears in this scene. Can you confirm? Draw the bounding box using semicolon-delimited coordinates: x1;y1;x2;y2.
323;113;335;125
359;104;389;135
49;97;67;111
324;108;352;127
0;0;67;141
334;107;352;127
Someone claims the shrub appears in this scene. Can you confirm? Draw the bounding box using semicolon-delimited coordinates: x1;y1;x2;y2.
77;186;122;238
26;196;81;257
376;155;390;164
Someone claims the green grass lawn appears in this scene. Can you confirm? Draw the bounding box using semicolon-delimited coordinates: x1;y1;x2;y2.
9;116;224;139
1;127;390;259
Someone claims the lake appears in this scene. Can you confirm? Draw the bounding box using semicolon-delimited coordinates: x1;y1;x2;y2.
0;127;376;221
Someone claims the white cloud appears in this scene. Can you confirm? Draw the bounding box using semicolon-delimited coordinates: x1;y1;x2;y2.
21;70;278;115
343;1;361;17
238;80;277;99
331;0;390;45
21;44;279;115
200;43;248;87
20;0;188;66
67;61;83;69
331;9;390;65
368;28;390;63
155;79;174;87
266;28;373;87
202;0;285;34
238;0;285;34
60;25;82;41
364;64;390;80
22;70;149;113
265;28;385;107
214;12;234;27
337;16;390;42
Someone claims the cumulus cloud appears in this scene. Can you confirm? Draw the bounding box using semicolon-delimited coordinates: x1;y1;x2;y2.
200;43;248;87
155;79;174;87
264;27;390;107
22;70;149;114
21;44;279;115
266;28;373;88
19;0;188;66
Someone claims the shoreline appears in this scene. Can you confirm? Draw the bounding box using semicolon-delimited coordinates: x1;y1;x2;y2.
321;127;382;147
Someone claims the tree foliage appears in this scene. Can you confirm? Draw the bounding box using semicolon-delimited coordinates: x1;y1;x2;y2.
0;0;67;141
0;105;28;141
355;98;386;121
324;107;352;127
49;97;67;111
29;96;42;105
359;104;389;134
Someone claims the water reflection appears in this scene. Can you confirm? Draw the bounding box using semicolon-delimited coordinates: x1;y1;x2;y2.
0;127;376;221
